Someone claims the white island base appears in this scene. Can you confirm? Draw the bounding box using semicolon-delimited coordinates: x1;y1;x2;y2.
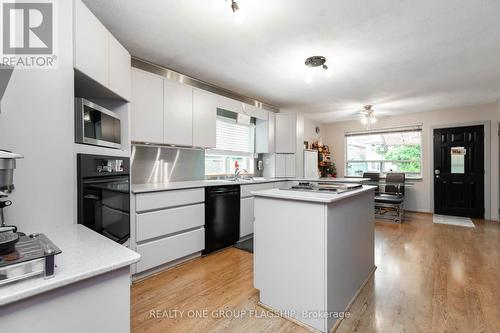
253;187;376;332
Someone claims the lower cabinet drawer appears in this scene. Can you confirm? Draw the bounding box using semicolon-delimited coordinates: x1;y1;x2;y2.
240;197;255;238
136;228;205;273
135;188;204;212
136;204;204;242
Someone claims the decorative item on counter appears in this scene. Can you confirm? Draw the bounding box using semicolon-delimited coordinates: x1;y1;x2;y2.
303;141;309;150
311;140;335;177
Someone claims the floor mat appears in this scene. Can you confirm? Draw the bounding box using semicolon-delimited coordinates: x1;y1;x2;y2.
234;238;253;253
433;214;475;228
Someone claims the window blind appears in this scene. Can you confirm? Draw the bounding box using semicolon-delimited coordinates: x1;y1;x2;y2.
214;117;255;154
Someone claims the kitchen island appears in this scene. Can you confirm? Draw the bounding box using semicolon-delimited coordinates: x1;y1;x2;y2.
252;186;376;333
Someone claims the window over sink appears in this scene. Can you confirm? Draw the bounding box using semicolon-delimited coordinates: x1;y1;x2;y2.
345;127;422;178
205;110;255;176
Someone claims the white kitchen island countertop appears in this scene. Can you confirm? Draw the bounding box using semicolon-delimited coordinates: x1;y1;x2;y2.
251;185;376;203
0;224;140;306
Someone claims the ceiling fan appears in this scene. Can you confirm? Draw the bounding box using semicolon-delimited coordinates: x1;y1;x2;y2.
360;105;376;128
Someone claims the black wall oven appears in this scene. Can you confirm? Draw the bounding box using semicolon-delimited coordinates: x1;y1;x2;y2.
77;154;130;244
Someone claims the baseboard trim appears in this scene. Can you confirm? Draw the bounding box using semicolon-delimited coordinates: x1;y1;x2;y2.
257;265;378;333
132;252;201;282
257;302;322;333
404;209;432;214
330;265;377;332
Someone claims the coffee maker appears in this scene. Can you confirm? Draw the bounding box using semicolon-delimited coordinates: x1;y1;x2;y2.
0;150;23;253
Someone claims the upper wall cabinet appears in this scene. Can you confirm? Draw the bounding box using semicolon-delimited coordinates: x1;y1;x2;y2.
217;95;243;114
244;104;268;120
193;88;217;148
74;0;107;86
131;70;216;147
164;80;193;146
275;113;297;153
256;112;275;153
131;69;164;144
74;0;131;101
108;35;131;101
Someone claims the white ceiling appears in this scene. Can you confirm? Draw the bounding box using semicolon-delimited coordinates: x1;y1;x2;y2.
83;0;500;123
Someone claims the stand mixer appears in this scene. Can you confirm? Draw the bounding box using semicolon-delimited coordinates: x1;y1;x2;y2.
0;150;23;254
0;150;61;285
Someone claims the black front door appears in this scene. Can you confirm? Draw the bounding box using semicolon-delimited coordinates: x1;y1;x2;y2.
433;125;484;218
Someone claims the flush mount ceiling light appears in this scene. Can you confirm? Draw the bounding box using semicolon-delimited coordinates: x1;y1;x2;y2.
361;105;377;128
304;56;330;84
305;56;328;70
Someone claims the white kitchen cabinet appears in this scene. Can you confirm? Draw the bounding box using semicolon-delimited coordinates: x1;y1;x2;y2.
275;154;287;177
244;104;268;120
135;188;204;212
275;113;297;153
240;182;275;198
256;112;275;153
133;189;206;275
193;88;216;148
136;228;204;273
74;0;131;101
108;34;131;101
285;154;296;177
275;153;296;177
239;182;274;239
74;0;108;86
131;69;164;144
217;95;243;114
164;80;193;146
240;197;255;238
136;204;204;242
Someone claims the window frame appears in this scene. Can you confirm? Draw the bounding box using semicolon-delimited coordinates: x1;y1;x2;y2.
204;114;256;177
344;128;423;179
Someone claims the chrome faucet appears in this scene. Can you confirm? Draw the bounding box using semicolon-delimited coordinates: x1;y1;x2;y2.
234;168;248;180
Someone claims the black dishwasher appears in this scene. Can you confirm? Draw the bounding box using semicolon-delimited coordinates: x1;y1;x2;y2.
203;185;240;254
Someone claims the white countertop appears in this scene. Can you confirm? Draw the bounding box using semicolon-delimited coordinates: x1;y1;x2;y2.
0;224;140;306
132;177;369;194
251;185;376;203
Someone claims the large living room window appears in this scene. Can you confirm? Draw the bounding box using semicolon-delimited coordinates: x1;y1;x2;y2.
205;110;255;176
345;127;422;178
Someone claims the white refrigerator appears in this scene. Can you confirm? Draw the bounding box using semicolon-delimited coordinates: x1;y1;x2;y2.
303;150;319;179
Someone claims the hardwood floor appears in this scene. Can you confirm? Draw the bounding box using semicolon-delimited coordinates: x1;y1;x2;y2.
131;213;500;333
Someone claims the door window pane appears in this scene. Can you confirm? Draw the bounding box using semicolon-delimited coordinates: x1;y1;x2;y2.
450;147;466;174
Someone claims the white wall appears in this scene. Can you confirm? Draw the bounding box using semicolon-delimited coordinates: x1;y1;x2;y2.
303;116;324;145
0;1;75;231
324;103;500;220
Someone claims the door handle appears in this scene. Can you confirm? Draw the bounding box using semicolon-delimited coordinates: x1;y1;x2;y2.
84;194;100;200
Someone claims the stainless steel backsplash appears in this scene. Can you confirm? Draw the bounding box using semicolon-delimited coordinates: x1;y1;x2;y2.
131;145;205;184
